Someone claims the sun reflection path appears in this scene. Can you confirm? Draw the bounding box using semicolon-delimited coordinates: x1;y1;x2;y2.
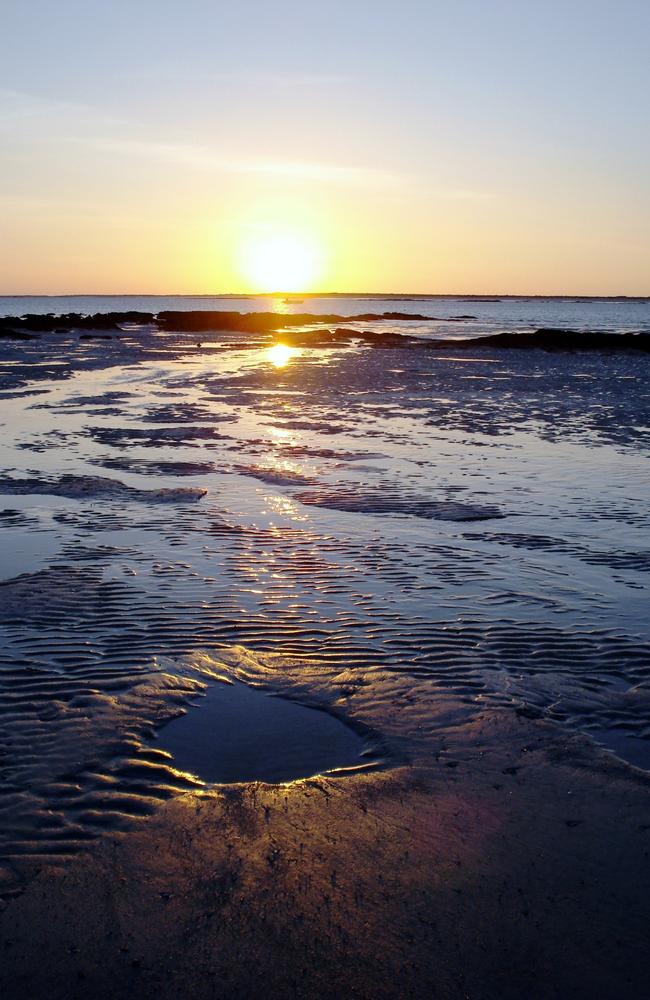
267;343;297;368
261;492;309;522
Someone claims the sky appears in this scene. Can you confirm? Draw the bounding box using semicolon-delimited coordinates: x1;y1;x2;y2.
1;0;649;295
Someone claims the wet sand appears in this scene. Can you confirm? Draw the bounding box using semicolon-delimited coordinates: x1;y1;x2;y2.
0;313;649;998
2;655;649;999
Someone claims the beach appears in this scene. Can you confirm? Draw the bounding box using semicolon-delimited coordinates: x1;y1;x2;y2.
1;298;649;998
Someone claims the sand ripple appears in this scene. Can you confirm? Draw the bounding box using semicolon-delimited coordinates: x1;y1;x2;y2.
0;318;649;891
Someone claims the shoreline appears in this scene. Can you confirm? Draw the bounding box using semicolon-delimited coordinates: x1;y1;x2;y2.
2;293;650;302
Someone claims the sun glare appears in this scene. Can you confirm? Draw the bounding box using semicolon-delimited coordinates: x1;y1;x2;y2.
267;343;296;367
238;229;323;292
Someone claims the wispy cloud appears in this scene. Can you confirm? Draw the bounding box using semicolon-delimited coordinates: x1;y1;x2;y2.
240;158;398;185
0;88;91;123
115;69;351;90
0;89;403;189
88;137;402;187
437;188;497;201
0;88;130;137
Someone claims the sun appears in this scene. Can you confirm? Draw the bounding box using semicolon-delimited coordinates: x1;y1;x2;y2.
238;229;323;293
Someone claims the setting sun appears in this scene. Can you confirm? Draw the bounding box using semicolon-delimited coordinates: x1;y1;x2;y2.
238;229;323;293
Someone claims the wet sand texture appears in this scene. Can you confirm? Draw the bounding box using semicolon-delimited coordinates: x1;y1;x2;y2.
1;675;649;1000
0;311;649;999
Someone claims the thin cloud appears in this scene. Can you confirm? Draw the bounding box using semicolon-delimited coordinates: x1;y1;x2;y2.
89;137;402;187
0;88;91;122
439;188;497;201
115;69;351;89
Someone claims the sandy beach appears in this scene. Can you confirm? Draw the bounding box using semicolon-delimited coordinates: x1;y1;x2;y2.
0;303;649;998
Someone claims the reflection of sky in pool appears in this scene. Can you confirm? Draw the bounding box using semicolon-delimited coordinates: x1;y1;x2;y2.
155;680;372;784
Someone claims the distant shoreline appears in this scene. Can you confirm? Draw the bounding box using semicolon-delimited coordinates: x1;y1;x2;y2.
1;292;649;301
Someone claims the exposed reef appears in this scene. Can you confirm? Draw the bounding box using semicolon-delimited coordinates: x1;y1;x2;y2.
1;311;649;353
278;326;650;353
0;310;430;335
155;310;433;332
0;311;155;332
442;327;650;352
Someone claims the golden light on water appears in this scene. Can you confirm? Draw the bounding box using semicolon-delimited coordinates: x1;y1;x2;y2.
267;343;296;367
238;228;323;292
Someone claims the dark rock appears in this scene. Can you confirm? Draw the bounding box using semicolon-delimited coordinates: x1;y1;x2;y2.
156;311;435;333
0;312;155;333
430;328;650;353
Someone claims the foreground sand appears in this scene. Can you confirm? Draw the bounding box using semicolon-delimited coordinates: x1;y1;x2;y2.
1;650;649;1000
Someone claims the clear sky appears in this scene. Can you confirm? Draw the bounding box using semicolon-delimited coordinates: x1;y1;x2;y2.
1;0;648;295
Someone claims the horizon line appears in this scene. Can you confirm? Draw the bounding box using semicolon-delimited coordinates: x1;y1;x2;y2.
1;291;649;301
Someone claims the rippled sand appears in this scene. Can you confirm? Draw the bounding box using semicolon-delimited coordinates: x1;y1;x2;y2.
0;321;649;998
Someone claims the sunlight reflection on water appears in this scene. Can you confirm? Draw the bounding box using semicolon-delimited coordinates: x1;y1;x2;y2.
267;343;297;367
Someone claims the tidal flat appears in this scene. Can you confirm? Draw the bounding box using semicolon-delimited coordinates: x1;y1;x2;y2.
0;302;649;999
